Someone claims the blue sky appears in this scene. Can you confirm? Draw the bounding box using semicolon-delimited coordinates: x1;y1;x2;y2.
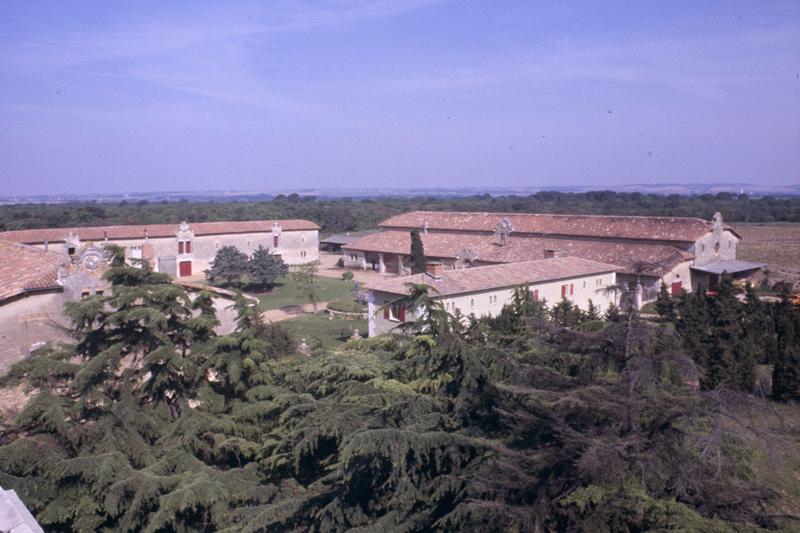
0;0;798;195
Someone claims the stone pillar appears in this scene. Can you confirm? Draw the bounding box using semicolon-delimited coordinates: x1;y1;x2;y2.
378;253;386;273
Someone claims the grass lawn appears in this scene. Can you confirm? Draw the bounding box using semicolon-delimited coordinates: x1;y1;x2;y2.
256;276;356;310
639;302;658;314
280;313;368;349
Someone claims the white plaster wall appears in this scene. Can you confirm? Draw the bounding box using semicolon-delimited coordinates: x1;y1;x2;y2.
659;260;693;294
692;230;738;266
343;250;368;270
368;272;617;336
33;229;320;276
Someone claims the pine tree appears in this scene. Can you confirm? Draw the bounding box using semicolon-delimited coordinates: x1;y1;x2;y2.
247;245;287;290
410;229;427;274
205;245;249;287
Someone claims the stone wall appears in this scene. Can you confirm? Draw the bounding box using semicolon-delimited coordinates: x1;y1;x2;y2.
0;291;72;372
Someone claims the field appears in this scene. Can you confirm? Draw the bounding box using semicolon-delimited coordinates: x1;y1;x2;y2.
256;276;356;310
736;223;800;287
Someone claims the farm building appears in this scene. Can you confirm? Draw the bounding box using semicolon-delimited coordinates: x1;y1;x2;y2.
0;219;320;278
366;257;618;337
345;211;759;306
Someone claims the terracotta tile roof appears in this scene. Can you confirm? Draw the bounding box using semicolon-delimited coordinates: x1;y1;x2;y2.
344;230;692;276
380;210;712;243
366;257;619;297
0;219;320;244
0;240;65;302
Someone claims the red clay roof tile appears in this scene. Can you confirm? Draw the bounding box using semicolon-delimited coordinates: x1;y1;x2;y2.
380;211;712;243
0;219;319;244
0;240;65;302
366;257;619;297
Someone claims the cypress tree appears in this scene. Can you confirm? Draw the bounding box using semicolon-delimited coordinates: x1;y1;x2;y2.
655;280;675;322
410;229;427;274
772;290;800;401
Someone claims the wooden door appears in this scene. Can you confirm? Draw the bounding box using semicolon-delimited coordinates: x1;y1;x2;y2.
179;261;192;277
671;281;682;296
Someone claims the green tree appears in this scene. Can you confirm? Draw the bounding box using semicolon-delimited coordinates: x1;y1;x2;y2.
655;280;676;321
291;260;321;313
247;245;287;290
585;299;600;320
381;282;451;337
205;245;248;287
409;229;427;274
772;290;800;401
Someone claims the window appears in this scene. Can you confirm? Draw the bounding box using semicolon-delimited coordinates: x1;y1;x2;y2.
532;288;539;300
302;236;306;243
215;241;220;249
300;250;307;258
561;284;568;298
273;235;279;248
178;241;184;254
350;254;358;261
185;241;192;254
570;284;574;296
470;298;474;309
596;278;603;286
389;303;405;321
582;281;586;288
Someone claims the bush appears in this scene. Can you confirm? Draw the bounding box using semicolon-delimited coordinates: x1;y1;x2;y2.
341;271;354;281
326;297;366;314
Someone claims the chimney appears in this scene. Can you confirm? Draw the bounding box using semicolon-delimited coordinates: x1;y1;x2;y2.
423;221;429;234
543;249;559;259
425;261;444;279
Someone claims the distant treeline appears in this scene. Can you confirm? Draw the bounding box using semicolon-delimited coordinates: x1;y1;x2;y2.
2;191;799;235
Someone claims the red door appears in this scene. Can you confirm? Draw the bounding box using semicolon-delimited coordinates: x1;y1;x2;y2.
671;281;682;296
179;261;192;277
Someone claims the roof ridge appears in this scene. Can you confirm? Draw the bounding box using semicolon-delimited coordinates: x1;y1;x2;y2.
384;210;708;223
